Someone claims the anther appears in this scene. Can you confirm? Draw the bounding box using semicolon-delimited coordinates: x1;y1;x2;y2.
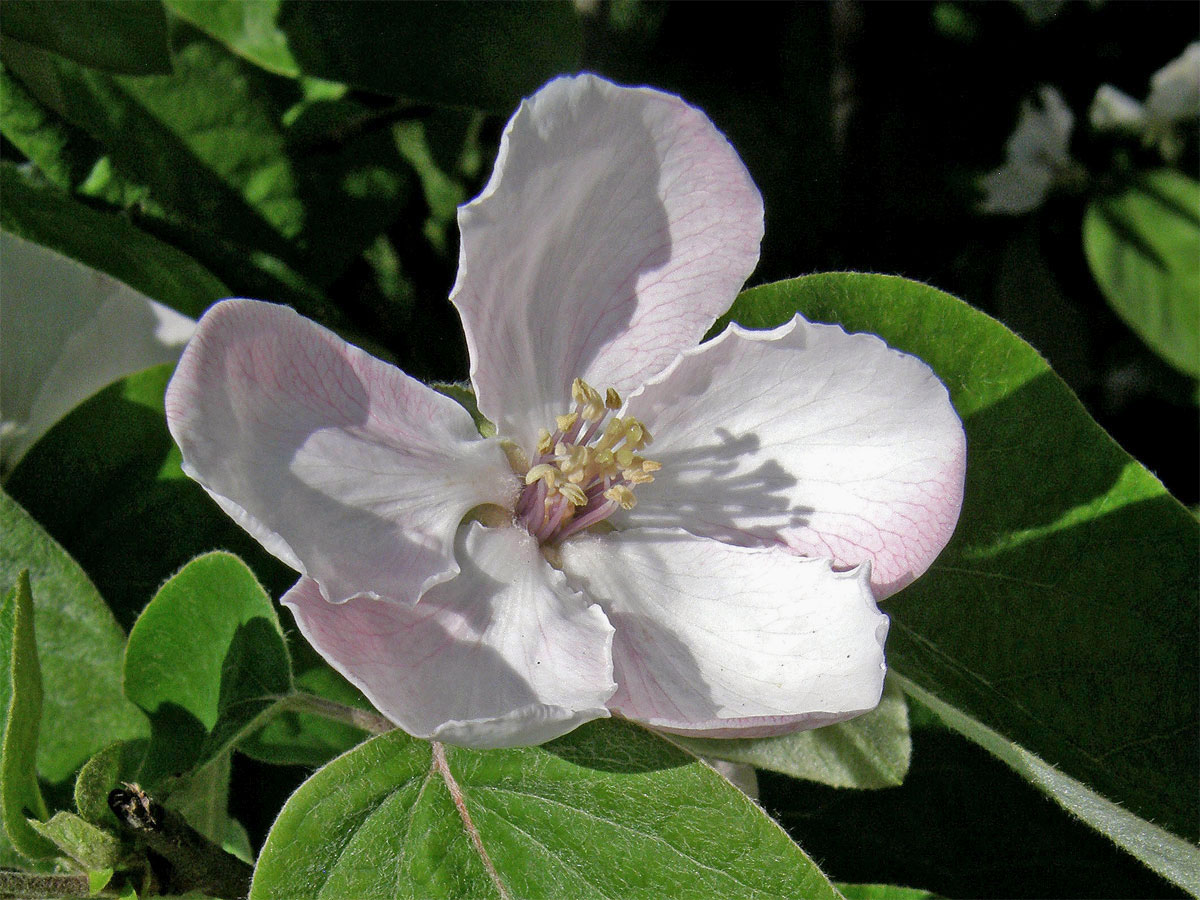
559;483;588;506
555;412;578;433
605;387;622;410
525;464;559;486
603;484;637;510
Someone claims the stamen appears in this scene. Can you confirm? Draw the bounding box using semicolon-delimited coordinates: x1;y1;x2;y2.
515;378;661;543
559;483;588;506
604;484;637;510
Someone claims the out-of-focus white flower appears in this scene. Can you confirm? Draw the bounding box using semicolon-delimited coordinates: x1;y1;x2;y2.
979;86;1076;215
1090;42;1200;159
0;232;195;471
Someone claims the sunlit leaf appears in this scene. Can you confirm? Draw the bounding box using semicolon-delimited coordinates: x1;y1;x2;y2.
251;721;841;900
0;573;53;858
123;552;291;785
0;491;148;785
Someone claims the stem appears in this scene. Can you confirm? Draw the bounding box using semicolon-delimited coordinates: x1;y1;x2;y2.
278;692;395;735
0;871;91;898
109;785;252;900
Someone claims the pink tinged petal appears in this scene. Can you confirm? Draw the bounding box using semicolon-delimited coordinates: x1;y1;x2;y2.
282;523;616;748
621;317;967;598
451;74;764;451
165;299;518;605
560;528;888;737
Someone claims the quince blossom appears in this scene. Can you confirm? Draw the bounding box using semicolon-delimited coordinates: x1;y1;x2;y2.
166;75;965;748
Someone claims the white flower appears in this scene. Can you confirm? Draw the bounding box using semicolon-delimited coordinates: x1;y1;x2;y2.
166;75;966;748
1;232;194;472
980;85;1076;215
1090;42;1200;160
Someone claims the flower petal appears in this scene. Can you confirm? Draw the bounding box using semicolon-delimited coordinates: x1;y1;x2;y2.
621;317;966;598
166;299;517;605
451;74;763;450
559;528;888;737
283;523;616;748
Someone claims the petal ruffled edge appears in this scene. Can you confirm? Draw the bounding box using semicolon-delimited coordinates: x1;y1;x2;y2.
620;315;966;599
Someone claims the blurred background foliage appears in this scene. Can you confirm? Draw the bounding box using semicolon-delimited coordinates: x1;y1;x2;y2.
1;2;1196;897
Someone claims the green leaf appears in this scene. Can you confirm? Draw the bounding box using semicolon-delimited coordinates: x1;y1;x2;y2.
432;382;497;438
5;363;294;631
164;0;299;77
167;753;252;864
675;676;910;789
2;31;415;288
167;0;582;113
0;491;148;785
0;164;226;319
718;275;1198;851
238;663;369;768
251;721;841;900
1084;170;1200;377
27;811;124;870
74;741;147;829
896;674;1200;895
123;552;291;785
0;1;172;75
836;885;939;900
0;62;140;203
88;867;114;895
0;573;53;857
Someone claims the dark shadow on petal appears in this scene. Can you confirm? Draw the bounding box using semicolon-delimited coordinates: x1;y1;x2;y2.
616;426;813;546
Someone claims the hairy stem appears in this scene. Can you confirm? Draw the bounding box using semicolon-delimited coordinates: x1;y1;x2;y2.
278;692;395;735
0;871;91;898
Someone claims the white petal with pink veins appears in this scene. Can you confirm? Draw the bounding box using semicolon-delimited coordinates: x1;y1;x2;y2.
451;74;763;451
283;523;616;747
166;299;517;605
560;528;888;737
619;317;966;598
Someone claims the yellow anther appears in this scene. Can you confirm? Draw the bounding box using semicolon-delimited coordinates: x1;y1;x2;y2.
604;484;637;510
559;483;588;506
641;459;662;473
525;464;559;486
555;412;578;433
605;387;622;410
614;447;636;468
571;378;589;406
536;429;554;456
623;468;655;485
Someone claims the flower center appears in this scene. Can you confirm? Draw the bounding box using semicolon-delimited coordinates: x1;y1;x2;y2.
513;378;660;544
